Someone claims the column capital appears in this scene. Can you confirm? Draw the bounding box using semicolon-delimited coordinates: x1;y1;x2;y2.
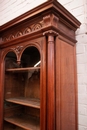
43;30;58;36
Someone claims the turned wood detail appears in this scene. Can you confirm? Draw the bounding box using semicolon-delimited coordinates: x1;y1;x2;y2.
47;35;55;130
44;30;58;130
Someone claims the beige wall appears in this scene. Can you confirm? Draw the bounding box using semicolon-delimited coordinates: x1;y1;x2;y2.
58;0;87;23
0;0;87;130
0;0;47;26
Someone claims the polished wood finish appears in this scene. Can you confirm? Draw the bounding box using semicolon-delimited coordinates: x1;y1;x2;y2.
46;32;56;130
5;98;40;108
4;115;40;130
6;67;40;72
0;0;81;130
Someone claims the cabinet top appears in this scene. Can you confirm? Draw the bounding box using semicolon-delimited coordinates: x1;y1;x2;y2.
0;0;81;47
0;0;81;31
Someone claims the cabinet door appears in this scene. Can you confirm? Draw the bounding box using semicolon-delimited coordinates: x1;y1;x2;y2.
3;46;41;130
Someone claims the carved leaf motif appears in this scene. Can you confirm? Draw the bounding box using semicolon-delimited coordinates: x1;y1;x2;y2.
13;46;23;54
32;23;42;31
15;31;22;37
23;27;31;34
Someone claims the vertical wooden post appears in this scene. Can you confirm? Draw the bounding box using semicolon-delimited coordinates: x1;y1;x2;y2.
0;51;4;130
44;30;58;130
47;34;55;130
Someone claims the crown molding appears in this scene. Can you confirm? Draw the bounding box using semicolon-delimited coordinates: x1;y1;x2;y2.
0;0;81;31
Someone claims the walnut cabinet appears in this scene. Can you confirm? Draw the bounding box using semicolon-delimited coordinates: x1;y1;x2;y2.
0;0;81;130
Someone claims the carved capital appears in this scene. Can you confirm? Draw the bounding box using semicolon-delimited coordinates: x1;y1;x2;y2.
43;30;58;44
43;30;58;36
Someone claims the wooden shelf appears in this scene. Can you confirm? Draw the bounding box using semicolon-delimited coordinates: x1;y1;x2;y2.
4;114;40;130
4;128;24;130
6;67;40;72
5;98;40;109
4;125;24;130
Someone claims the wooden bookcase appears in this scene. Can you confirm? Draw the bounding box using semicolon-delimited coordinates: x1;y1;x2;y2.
0;0;81;130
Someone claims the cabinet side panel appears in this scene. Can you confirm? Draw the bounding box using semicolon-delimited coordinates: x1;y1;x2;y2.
0;51;4;130
55;38;61;130
56;38;77;130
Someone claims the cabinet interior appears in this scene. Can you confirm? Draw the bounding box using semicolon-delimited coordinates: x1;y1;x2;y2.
4;46;40;130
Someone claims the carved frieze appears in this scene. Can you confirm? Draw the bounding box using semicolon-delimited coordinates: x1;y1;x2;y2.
15;31;22;38
32;23;42;31
2;22;43;43
23;27;31;34
1;11;77;45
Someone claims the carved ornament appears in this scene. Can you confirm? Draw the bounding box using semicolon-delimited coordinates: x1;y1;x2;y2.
43;14;59;28
43;30;58;36
12;46;23;54
2;22;42;43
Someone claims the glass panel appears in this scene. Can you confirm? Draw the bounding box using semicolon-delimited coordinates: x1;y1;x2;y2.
21;46;40;67
4;47;40;130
